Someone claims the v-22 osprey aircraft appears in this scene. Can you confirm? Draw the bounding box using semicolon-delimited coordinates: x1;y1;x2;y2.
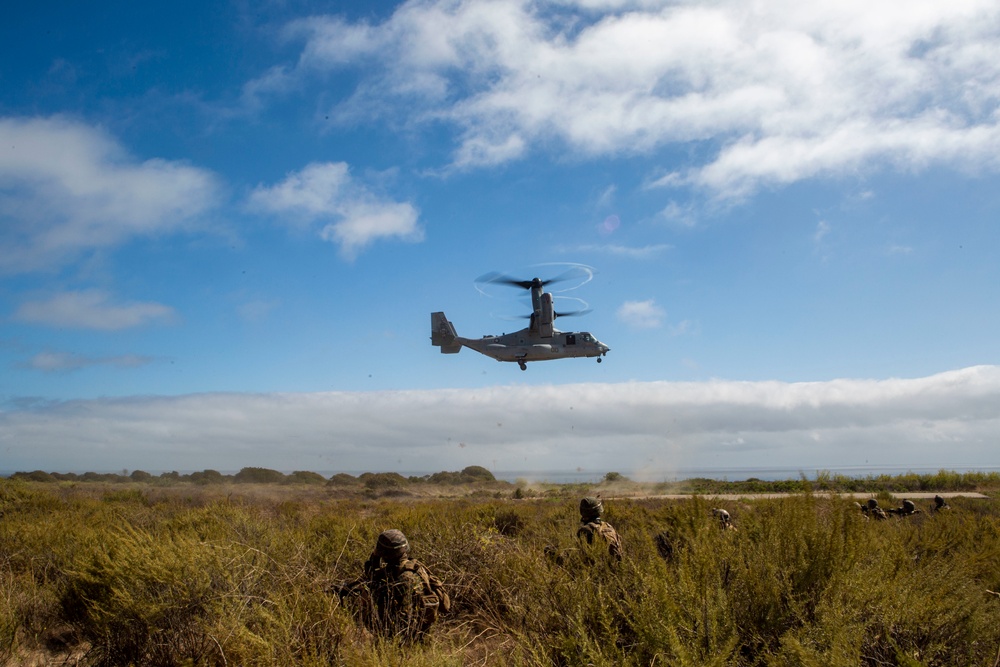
431;270;609;371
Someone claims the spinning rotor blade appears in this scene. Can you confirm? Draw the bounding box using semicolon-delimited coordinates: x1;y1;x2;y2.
555;307;592;318
475;267;589;291
505;297;592;319
553;295;592;318
475;272;541;290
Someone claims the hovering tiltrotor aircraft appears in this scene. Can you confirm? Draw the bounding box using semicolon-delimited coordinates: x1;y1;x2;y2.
431;269;610;371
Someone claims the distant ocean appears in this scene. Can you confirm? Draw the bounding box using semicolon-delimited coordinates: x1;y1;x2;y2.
6;465;998;483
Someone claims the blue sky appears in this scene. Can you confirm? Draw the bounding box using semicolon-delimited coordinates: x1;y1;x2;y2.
2;0;999;477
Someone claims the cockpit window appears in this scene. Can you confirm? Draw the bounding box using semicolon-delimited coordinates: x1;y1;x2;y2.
582;333;593;342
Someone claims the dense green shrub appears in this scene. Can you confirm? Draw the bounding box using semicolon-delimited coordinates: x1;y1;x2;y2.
285;471;327;485
234;467;286;484
326;473;358;486
9;470;55;483
427;467;498;485
359;472;407;489
187;469;226;485
461;466;496;481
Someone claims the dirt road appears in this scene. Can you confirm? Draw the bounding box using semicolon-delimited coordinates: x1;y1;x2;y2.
609;491;990;501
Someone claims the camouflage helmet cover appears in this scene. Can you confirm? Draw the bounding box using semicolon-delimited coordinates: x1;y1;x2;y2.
580;497;603;520
867;498;879;509
375;529;409;561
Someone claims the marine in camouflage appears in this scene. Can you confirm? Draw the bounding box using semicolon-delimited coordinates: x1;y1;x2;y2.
576;497;623;561
712;508;737;531
933;495;951;512
862;498;888;520
887;499;922;516
335;529;450;642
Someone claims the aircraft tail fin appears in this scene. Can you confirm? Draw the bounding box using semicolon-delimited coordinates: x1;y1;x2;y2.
431;312;462;354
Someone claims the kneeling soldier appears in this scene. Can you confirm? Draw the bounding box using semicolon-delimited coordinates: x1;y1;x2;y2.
335;529;450;642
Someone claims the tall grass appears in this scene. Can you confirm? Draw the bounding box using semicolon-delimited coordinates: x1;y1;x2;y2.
1;479;998;665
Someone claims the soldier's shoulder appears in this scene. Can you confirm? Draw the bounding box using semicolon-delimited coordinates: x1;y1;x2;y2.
400;557;433;571
597;520;620;537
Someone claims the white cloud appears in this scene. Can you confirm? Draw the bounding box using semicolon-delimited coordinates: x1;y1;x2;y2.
13;289;176;330
814;220;831;243
237;299;279;322
596;185;617;209
669;319;694;337
1;366;997;475
264;0;1000;198
249;162;423;259
0;116;221;273
572;243;671;259
658;201;698;227
618;298;666;329
19;351;156;373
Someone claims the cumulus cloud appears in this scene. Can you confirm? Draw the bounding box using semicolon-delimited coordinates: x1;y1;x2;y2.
258;0;1000;198
1;366;997;475
13;290;176;330
249;162;423;259
0;116;221;273
618;299;666;329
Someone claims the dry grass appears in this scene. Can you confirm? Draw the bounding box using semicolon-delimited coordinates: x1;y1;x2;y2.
1;476;998;666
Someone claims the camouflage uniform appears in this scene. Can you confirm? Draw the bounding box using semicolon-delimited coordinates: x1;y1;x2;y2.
888;499;921;517
712;508;737;531
863;498;888;520
340;529;450;642
576;497;623;561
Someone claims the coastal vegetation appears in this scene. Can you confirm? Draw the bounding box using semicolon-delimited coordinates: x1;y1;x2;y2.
8;466;1000;496
1;469;998;665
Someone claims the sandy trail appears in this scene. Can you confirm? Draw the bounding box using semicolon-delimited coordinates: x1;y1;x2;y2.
608;491;990;501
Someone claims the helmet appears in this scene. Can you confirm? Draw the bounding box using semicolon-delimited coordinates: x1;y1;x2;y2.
867;498;879;509
902;499;915;513
712;508;731;523
374;529;409;562
579;497;603;521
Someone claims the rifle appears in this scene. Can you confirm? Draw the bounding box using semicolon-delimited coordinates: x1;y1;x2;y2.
328;578;367;601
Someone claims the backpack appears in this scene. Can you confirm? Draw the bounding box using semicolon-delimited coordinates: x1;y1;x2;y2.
399;558;451;629
578;520;623;561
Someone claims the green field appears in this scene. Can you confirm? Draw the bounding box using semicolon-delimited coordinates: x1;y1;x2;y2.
2;470;998;666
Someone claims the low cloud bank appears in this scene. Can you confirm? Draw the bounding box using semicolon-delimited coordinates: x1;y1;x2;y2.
2;366;998;476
